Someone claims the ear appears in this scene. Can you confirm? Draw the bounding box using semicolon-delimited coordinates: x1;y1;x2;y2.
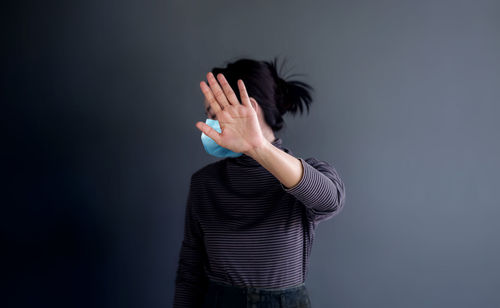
249;97;259;113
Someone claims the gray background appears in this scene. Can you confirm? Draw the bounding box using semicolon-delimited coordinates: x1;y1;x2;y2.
4;0;499;307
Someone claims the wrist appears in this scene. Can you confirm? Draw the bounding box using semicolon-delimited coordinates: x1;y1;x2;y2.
244;138;272;158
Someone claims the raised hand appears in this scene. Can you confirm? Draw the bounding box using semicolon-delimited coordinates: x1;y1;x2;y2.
195;72;267;155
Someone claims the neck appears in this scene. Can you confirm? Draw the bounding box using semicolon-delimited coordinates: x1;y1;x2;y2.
262;128;276;143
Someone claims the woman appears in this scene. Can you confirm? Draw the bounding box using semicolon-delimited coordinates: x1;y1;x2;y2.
173;57;346;307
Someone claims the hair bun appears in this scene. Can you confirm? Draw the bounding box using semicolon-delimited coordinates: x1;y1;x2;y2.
277;77;288;93
267;57;313;116
275;77;289;114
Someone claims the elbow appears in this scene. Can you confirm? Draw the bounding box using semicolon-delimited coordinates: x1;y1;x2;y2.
336;179;346;211
327;180;346;216
311;188;345;219
327;196;345;218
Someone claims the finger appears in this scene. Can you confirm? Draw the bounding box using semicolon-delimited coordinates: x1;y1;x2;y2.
217;73;240;106
207;72;231;109
196;121;222;144
237;79;252;107
200;81;223;115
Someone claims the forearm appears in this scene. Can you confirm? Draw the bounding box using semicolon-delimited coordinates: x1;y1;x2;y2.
245;140;346;222
245;139;304;189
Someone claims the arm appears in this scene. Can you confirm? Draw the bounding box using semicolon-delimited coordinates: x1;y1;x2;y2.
247;141;346;223
245;139;304;190
173;175;209;308
281;157;346;223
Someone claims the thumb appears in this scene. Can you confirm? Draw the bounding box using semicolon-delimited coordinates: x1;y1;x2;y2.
196;121;222;144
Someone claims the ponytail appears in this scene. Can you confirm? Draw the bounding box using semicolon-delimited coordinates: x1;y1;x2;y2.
267;57;314;116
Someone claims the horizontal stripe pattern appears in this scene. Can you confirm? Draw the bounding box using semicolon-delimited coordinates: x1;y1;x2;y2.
173;138;346;307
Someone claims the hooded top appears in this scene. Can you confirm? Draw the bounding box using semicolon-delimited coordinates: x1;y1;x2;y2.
173;137;346;307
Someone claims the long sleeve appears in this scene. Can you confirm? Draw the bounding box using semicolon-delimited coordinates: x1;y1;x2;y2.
280;157;346;223
173;175;209;308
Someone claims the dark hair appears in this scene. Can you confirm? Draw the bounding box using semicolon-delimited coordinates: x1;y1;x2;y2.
210;56;313;132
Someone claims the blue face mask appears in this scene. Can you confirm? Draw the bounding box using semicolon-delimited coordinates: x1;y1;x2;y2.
201;118;243;158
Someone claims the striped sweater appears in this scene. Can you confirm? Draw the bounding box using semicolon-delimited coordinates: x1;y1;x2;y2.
173;137;346;307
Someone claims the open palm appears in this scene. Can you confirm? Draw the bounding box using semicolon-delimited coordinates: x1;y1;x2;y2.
195;72;266;155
